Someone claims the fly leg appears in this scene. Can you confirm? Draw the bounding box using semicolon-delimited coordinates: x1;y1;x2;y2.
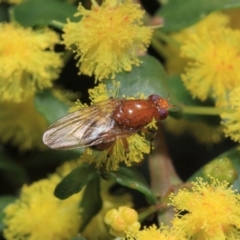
149;129;157;154
141;128;156;154
91;140;115;174
101;138;130;174
121;138;130;162
121;138;129;156
101;143;118;179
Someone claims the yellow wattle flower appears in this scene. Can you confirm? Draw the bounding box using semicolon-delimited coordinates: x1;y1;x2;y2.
63;0;153;81
170;177;240;240
3;176;82;240
181;27;240;106
0;97;48;151
221;87;240;142
83;133;150;171
8;158;133;240
0;23;63;103
165;12;230;75
126;224;186;240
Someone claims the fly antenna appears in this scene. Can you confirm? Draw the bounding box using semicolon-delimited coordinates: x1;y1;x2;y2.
166;91;177;110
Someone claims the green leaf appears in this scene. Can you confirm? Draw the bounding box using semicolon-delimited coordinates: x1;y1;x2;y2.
188;147;240;191
11;0;78;27
106;55;170;99
168;75;221;125
34;89;69;124
54;163;100;199
157;0;240;32
203;157;237;184
23;149;82;168
168;75;198;106
79;178;102;231
105;167;157;204
0;151;28;187
0;195;16;231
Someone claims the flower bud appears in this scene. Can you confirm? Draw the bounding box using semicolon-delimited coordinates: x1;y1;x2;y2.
203;157;238;184
104;206;140;237
119;206;138;224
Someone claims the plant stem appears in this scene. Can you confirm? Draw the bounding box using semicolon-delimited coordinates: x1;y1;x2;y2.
151;37;169;58
148;124;182;225
138;205;158;222
182;106;233;116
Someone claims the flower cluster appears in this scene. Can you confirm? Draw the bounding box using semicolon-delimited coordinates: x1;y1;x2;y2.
181;27;240;107
3;161;83;240
0;23;62;103
104;178;240;240
170;178;240;240
165;12;229;75
177;11;240;114
104;206;140;237
165;12;240;107
3;159;134;240
0;23;63;150
63;0;153;81
163;12;240;144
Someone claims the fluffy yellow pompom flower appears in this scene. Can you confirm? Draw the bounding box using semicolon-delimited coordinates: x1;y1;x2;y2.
172;12;229;44
165;12;229;75
0;23;63;102
3;175;82;240
181;27;240;106
221;87;240;142
0;97;48;151
126;224;187;240
82;133;150;171
63;0;153;81
3;159;85;240
170;178;240;240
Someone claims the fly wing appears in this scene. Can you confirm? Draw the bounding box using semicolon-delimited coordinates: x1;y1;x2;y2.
42;99;120;150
